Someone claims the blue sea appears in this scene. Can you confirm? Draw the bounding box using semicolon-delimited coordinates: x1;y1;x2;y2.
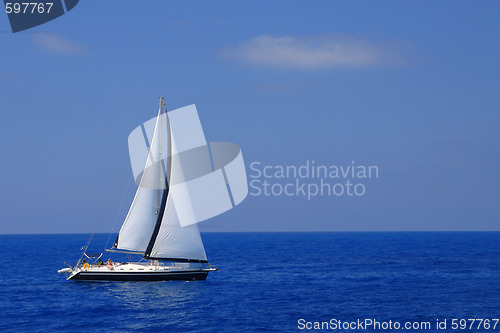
0;232;498;332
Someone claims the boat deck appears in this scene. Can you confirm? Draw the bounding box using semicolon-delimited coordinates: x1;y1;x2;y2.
80;262;189;272
66;262;215;281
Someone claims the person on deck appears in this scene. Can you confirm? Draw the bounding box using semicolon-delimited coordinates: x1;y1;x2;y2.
106;258;114;270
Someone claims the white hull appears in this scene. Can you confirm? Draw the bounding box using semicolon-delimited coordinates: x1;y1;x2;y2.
62;262;216;281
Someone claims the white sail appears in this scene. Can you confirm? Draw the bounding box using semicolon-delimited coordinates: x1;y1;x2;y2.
146;105;209;261
148;194;208;261
115;102;246;262
116;103;208;261
115;104;167;252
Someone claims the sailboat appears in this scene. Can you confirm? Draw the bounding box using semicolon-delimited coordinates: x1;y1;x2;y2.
58;98;247;281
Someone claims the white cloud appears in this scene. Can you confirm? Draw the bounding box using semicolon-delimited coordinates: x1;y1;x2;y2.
219;34;411;69
31;32;87;55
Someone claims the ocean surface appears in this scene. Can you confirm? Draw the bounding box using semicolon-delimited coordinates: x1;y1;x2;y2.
0;232;498;332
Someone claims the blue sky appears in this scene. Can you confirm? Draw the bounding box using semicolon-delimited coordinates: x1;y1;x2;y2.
0;1;499;233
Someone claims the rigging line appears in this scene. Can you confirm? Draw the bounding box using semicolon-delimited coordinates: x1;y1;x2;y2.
105;173;133;251
84;232;94;252
96;161;130;225
75;231;95;268
80;160;129;254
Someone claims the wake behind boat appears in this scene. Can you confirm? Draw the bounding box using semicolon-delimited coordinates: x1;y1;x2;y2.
58;97;248;281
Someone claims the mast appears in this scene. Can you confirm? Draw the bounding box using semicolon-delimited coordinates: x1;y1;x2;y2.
144;97;171;259
156;98;165;216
